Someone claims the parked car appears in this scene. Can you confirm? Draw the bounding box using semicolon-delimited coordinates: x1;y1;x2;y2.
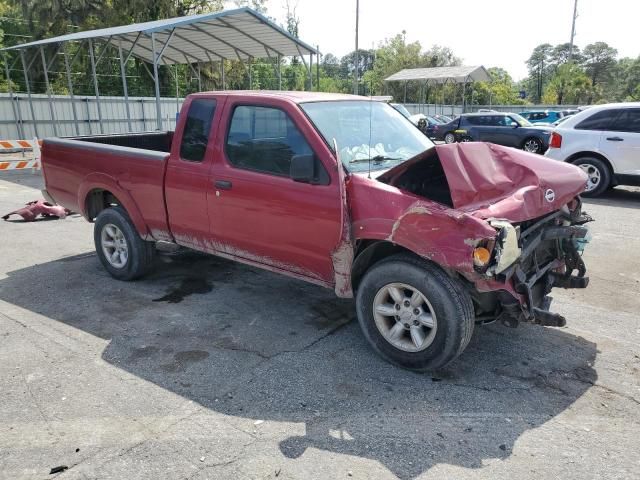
552;116;571;127
390;103;412;119
545;102;640;196
433;112;552;153
519;110;565;125
408;113;444;139
432;114;453;123
40;91;592;371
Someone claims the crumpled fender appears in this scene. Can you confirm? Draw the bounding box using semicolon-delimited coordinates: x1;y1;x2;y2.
77;172;150;239
355;199;497;275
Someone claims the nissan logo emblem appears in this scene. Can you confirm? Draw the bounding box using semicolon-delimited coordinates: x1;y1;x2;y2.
544;189;556;203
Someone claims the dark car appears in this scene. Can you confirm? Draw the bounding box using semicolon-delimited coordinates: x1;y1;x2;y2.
433;112;552;154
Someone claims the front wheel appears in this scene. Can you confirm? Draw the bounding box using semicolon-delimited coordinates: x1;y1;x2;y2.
94;207;156;280
356;254;474;371
444;132;456;144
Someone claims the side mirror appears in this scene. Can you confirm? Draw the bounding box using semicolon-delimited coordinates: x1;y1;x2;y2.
510;122;519;128
290;154;316;183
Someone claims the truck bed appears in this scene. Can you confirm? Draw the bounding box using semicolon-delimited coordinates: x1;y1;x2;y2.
41;131;173;240
72;132;173;153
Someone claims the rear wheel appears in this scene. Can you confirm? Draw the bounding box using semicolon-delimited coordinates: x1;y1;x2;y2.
94;207;155;280
522;137;543;153
444;132;456;144
571;156;611;197
355;254;474;371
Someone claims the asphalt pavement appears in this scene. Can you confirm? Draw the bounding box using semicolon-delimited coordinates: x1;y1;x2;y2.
0;170;638;480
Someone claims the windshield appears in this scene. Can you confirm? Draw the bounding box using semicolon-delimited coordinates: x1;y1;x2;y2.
300;100;434;173
511;113;534;127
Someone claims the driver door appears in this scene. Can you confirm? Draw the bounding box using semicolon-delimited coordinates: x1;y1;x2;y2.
208;100;342;284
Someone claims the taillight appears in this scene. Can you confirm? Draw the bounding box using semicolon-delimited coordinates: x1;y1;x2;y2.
549;132;562;148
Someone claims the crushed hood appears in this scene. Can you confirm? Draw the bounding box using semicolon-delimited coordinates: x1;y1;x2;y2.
381;142;588;223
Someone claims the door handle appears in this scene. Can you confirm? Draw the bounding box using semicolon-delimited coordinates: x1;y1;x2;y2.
214;180;232;190
606;137;624;142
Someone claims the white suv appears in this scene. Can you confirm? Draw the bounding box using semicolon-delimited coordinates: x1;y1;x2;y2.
545;102;640;197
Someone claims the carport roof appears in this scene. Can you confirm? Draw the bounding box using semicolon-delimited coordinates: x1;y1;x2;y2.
384;66;491;84
0;7;318;64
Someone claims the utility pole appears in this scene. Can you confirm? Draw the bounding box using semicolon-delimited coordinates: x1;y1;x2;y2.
353;0;359;95
568;0;578;62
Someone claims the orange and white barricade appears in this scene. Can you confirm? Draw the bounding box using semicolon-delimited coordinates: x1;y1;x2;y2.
0;138;42;172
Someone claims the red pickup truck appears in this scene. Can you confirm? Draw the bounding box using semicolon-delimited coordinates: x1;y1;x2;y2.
41;91;592;371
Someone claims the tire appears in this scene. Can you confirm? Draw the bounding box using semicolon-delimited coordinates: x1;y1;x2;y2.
355;254;474;371
571;156;611;198
522;137;543;154
459;136;473;142
444;132;456;144
94;206;155;280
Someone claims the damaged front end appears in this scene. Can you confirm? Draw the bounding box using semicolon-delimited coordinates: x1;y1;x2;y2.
475;198;592;328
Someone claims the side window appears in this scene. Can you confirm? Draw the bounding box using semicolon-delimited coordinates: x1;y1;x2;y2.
611;109;640;133
492;116;509;126
179;99;217;162
575;109;621;131
226;105;314;177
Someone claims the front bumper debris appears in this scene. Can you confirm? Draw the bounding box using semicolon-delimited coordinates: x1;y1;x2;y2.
494;203;592;328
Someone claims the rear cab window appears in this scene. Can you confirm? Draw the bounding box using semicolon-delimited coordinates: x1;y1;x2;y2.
180;99;217;162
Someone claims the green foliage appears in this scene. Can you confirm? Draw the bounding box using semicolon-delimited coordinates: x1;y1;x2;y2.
0;0;635;109
542;63;592;105
523;41;632;105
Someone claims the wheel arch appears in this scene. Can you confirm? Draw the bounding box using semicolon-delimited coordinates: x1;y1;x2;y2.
565;151;614;172
78;174;150;238
351;240;457;293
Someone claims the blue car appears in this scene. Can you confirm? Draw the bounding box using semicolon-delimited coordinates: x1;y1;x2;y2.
518;110;565;125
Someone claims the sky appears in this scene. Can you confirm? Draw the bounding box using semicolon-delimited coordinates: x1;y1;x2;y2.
233;0;640;81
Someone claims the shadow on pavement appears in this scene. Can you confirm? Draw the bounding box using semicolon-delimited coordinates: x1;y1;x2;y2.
582;186;640;209
0;251;598;479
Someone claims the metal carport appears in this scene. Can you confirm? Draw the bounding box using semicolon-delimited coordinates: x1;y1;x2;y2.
384;66;491;114
1;7;319;133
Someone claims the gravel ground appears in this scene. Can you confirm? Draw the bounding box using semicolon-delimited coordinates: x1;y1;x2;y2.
0;170;638;480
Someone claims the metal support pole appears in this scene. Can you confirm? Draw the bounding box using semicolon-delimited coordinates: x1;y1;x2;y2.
3;52;24;138
309;53;313;91
277;55;281;90
151;32;162;131
88;39;104;134
40;46;58;136
175;64;180;117
462;78;467;113
19;50;38;138
197;62;202;91
118;42;132;131
316;45;320;91
248;57;253;89
221;61;225;90
62;46;80;135
403;81;407;103
353;0;359;95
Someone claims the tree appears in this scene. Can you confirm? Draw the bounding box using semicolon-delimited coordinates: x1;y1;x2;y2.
583;42;618;88
526;43;553;103
542;63;592;105
321;53;341;78
234;0;267;14
550;42;583;70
